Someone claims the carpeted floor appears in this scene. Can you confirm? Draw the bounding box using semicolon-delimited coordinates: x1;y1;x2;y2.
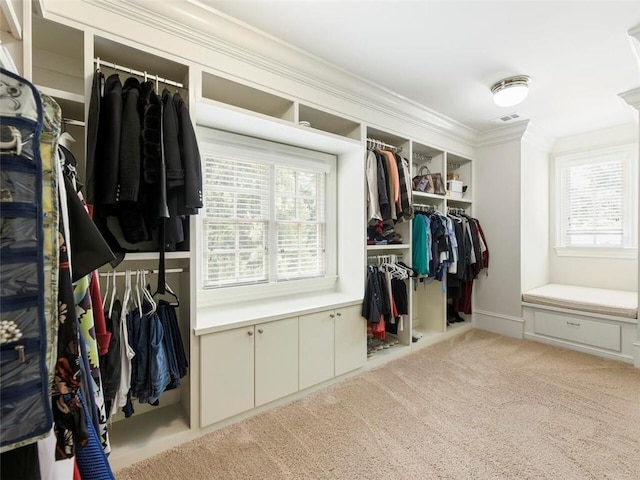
116;330;640;479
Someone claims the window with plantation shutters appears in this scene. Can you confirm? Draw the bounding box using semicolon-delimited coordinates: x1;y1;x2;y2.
200;130;335;290
556;145;637;251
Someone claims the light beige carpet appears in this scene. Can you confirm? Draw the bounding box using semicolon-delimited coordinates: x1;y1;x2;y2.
116;330;640;479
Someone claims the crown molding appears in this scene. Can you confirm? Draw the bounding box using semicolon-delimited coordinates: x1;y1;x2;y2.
552;122;638;154
70;0;477;149
476;120;530;148
522;122;555;152
619;87;640;112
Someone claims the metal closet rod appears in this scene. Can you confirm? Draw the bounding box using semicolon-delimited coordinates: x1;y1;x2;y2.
413;152;432;163
94;57;184;89
98;268;186;277
366;137;402;152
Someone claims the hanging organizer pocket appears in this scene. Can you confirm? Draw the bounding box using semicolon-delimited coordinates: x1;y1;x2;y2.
1;67;52;450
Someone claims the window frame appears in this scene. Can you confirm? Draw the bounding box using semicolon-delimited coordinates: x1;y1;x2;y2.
553;143;638;258
196;128;338;306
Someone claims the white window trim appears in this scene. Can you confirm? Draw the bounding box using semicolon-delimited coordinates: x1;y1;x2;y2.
196;127;338;307
553;143;638;257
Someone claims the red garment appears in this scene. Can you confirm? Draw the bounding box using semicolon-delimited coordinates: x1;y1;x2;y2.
74;459;82;480
454;281;474;315
89;272;111;355
367;318;386;339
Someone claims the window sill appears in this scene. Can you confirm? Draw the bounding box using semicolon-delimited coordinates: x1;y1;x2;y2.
194;290;362;336
553;246;638;259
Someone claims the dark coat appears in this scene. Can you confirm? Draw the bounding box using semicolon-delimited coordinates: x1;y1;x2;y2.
173;92;203;213
96;74;122;207
85;69;104;205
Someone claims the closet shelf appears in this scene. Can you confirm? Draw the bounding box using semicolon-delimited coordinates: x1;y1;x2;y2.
36;85;84;104
446;197;472;206
123;251;191;261
412;191;446;201
366;244;409;251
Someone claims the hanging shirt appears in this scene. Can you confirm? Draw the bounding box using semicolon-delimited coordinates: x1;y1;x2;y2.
365;150;382;221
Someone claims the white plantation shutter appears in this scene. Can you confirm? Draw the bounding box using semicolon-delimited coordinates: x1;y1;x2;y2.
202;152;327;289
557;145;637;250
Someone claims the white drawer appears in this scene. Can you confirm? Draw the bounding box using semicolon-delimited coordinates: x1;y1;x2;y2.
534;311;621;352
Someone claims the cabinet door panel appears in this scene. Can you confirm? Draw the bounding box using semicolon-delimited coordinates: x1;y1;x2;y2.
299;310;335;390
200;327;254;427
255;317;299;407
335;305;366;376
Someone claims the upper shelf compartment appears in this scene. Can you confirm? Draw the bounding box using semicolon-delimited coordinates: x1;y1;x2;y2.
32;16;84;97
94;36;189;91
298;104;361;140
201;71;295;122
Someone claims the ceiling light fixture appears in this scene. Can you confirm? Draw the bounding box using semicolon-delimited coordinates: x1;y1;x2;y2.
491;75;531;107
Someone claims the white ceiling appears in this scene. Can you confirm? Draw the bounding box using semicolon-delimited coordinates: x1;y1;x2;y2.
203;0;640;140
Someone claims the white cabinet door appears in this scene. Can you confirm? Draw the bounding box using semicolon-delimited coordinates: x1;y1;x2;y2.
299;310;335;390
255;317;299;407
200;326;255;427
335;305;366;376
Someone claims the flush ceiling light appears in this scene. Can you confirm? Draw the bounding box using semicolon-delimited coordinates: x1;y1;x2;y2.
491;75;531;107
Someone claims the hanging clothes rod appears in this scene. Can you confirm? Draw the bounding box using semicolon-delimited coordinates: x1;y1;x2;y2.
366;137;402;153
447;207;466;215
98;268;186;277
413;152;432;163
63;118;85;127
94;57;184;89
414;203;438;212
367;253;404;264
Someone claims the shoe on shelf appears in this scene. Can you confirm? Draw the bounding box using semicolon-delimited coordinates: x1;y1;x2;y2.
411;329;423;339
385;333;400;345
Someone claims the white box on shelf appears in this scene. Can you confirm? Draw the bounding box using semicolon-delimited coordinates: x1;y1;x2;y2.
447;180;463;193
448;191;464;200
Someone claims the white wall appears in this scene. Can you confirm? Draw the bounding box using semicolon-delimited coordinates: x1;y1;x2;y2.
474;124;526;319
521;132;550;292
550;123;639;291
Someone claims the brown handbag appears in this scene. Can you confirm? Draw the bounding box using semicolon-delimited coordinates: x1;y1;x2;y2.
412;165;446;195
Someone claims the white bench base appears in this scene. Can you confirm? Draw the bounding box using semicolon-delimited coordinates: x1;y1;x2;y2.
522;302;637;364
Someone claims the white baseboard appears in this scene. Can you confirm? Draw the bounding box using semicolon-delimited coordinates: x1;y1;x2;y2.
634;341;640;368
473;310;525;339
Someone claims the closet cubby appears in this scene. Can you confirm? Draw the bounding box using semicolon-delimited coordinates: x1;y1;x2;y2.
201;71;295;122
94;36;190;89
412;142;445;179
102;255;192;459
446;153;472;202
92;36;192;255
32;16;84;98
364;127;413;357
298;104;361;140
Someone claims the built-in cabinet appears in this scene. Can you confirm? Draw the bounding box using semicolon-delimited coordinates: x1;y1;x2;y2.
365;127;475;361
21;3;478;470
334;305;367;375
200;306;363;428
299;311;335;390
200;316;299;427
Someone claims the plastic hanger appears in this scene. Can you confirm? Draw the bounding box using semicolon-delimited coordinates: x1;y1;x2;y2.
123;269;132;314
102;270;111;310
153;280;180;307
134;270;143;317
140;269;157;316
108;267;118;318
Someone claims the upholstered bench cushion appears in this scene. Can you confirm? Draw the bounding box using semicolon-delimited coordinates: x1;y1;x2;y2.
522;284;638;319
